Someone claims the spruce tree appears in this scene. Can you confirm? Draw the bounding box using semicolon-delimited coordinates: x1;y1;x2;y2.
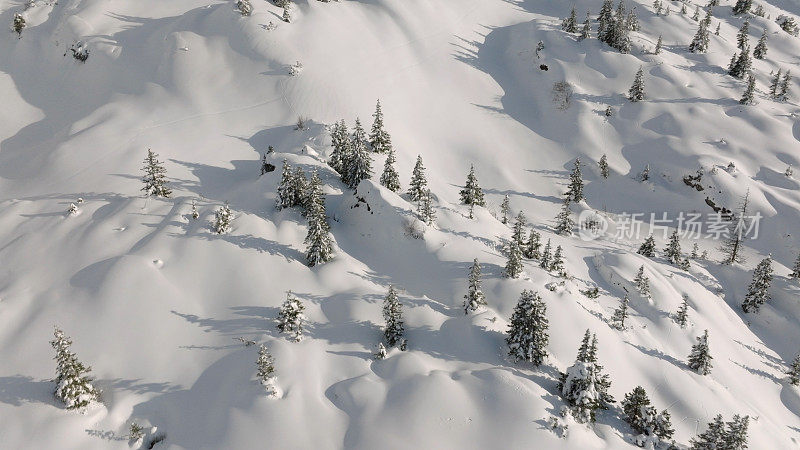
732;0;752;15
729;46;752;79
628;67;646;102
292;167;309;210
464;259;486;314
383;285;405;348
379;148;401;192
558;331;615;422
688;329;713;375
611;293;629;330
505;241;524;279
213;202;233;234
407;155;428;205
599;154;610;178
769;69;783;99
282;4;291;22
13;14;25;37
374;342;387;360
329;120;350;175
675;294;689;328
190;199;199;219
550;245;566;277
562;6;578;33
540;239;553;269
141;149;172;198
736;19;750;50
420;189;436;225
689;10;712;53
459;164;485;218
753;29;768;59
500;194;511;224
598;0;615;41
256;344;277;395
579;11;591;40
690;414;726;449
788;354;800;385
634;265;651;298
638;235;657;257
276;160;296;210
237;0;253;16
277;293;305;342
512;211;527;248
524;228;541;259
654;35;663;55
304;171;334;267
369;100;392;153
608;0;632;53
664;230;682;265
506;290;549;365
653;0;662;15
741;255;773;313
568;158;584;202
343;118;373;188
724;415;750;449
554;196;575;236
721;190;750;264
790;252;800;279
626;7;640;32
51;327;99;410
778;70;792;101
622;386;675;444
715;23;720;36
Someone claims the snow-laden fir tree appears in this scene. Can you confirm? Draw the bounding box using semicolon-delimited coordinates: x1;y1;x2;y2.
778;70;792;101
675;294;689;328
736;19;750;50
512;211;527;248
790;251;800;279
256;344;277;396
732;0;752;15
741;255;773;313
628;67;646;101
500;194;511;224
292;167;309;211
568;158;584;202
626;7;640;32
769;69;783;99
691;243;700;259
611;293;629;330
729;46;752;79
13;13;25;37
721;190;750;264
213;202;233;234
383;285;405;348
190;199;199;219
540;239;553;269
688;329;713;375
607;0;632;53
304;171;334;267
653;0;662;15
237;0;253;16
51;327;99;410
562;6;578;33
753;28;768;59
690;415;726;449
329;120;350;175
504;241;524;279
689;9;712;53
459;164;485;219
550;245;567;276
634;265;651;298
277;293;306;342
621;386;675;446
407;155;428;205
463;259;486;314
664;230;682;264
282;4;291;22
379;148;401;192
374;342;387;360
597;0;615;41
558;331;615;423
420;189;436;225
524;228;541;259
691;5;700;21
141;149;171;198
788;354;800;385
723;415;750;449
554;196;575;236
369;100;392;153
787;165;795;178
579;11;591;40
599;154;610;178
343;118;373;189
778;14;800;36
276;160;296;210
506;290;549;365
654;35;663;55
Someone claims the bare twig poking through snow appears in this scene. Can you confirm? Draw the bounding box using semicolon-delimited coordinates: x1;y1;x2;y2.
234;337;256;346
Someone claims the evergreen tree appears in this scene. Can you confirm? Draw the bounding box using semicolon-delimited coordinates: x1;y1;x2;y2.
562;6;578;33
653;0;662;15
276;160;296;210
688;329;713;375
721;190;750;264
558;331;615;422
379;148;401;192
729;45;752;79
608;0;632;53
369;100;392;153
13;13;25;37
753;28;768;59
282;4;291;22
329;120;350;175
778;70;792;101
769;69;783;99
141;149;172;198
292;167;309;210
237;0;253;16
732;0;752;15
579;11;591;40
459;164;485;218
554;197;574;236
741;255;773;313
598;0;615;41
654;35;663;54
723;415;750;449
407;155;428;205
675;294;689;328
213;202;233;234
638;235;657;257
524;228;541;259
550;245;566;276
634;265;651;298
599;154;610;178
715;23;721;36
692;5;700;20
374;342;387;360
500;194;511;224
51;327;99;410
622;386;675;444
626;7;640;32
506;290;549;365
504;241;524;279
420;189;436;225
689;9;712;53
277;293;306;341
611;293;629;330
304;172;334;267
568;158;584;202
190;200;199;219
788;354;800;385
691;242;700;259
628;67;646;101
512;211;527;248
256;344;277;395
383;285;405;347
540;239;553;269
664;230;682;265
464;259;486;314
343;118;373;188
790;252;800;279
690;414;726;449
736;19;750;50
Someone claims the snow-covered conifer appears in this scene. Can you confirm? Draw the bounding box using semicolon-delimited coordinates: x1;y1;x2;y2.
664;230;682;265
622;386;675;444
554;197;574;236
769;69;783;98
724;415;750;449
558;331;615;422
598;0;615;41
379;148;401;192
505;241;524;279
741;255;773;313
790;252;800;279
500;194;511;224
654;35;663;54
277;293;306;342
692;5;700;20
732;0;752;15
634;265;651;298
675;294;689;328
419;189;436;225
524;228;541;259
141;149;171;198
13;13;25;37
540;239;553;269
256;344;277;396
237;0;253;16
282;4;291;22
374;342;387;360
788;354;800;385
778;70;792;101
369;100;392;153
568;158;584;202
599;154;610;178
638;235;656;257
736;19;750;50
689;10;712;53
627;7;640;32
611;293;629;330
383;286;405;347
213;202;233;234
276;160;296;210
550;245;567;277
460;164;485;218
343;119;373;188
721;190;750;264
464;259;486;314
729;46;752;79
579;11;591;40
688;329;713;375
628;67;646;102
51;327;99;410
506;290;549;365
407;155;428;205
753;29;768;59
512;211;527;248
329;120;350;174
562;6;578;33
304;172;334;267
715;23;720;35
691;415;726;449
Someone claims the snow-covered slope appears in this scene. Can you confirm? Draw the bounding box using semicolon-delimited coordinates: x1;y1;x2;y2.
1;0;800;448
